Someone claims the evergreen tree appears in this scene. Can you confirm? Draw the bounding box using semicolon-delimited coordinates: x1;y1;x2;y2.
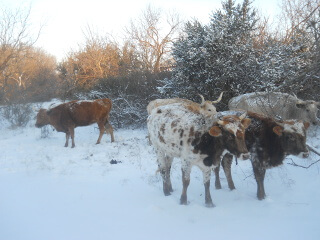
167;0;260;107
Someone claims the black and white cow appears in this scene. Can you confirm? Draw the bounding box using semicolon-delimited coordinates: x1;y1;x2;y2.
214;111;310;200
147;103;251;207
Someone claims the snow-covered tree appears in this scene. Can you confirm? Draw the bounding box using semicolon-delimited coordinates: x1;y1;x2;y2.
166;0;260;107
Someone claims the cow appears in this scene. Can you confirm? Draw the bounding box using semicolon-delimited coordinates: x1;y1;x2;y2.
147;103;251;207
213;111;310;200
35;99;115;148
147;92;224;117
229;92;320;125
146;93;223;145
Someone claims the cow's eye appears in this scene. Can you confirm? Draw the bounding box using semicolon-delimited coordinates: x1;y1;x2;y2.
286;135;294;141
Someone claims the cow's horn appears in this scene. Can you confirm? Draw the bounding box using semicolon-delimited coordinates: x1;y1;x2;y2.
212;92;224;104
199;94;205;105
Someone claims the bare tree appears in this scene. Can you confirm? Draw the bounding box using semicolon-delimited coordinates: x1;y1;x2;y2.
0;5;42;103
62;26;120;90
272;0;320;94
278;0;320;42
125;5;181;73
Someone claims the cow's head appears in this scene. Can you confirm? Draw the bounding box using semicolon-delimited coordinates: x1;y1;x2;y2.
295;99;320;125
273;120;310;158
35;108;50;128
199;92;223;115
209;113;251;160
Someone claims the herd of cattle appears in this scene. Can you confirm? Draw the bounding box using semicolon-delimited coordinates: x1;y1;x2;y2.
35;92;319;207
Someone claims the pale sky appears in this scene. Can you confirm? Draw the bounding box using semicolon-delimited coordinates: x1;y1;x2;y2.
1;0;282;61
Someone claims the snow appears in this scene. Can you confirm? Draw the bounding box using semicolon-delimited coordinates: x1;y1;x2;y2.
1;104;320;240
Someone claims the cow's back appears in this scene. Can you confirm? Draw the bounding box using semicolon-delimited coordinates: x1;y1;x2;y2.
147;98;194;115
229;92;296;120
67;99;112;126
148;103;211;158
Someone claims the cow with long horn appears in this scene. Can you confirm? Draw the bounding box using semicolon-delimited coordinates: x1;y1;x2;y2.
147;92;224;117
229;92;320;125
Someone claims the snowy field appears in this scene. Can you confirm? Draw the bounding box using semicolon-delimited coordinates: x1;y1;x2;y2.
1;103;320;240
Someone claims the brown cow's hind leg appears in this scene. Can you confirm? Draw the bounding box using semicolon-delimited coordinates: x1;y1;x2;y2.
65;133;70;147
105;121;115;142
96;122;105;144
69;127;75;148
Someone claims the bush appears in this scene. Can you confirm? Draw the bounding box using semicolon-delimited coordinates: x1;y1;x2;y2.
2;103;33;128
75;71;171;128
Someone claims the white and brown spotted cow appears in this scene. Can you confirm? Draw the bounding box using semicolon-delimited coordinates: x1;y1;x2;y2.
147;103;251;207
147;92;224;117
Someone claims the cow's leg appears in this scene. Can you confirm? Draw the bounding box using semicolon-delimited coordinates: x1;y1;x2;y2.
203;168;215;207
96;122;105;144
180;163;191;205
105;120;115;143
252;160;266;200
69;127;75;148
214;161;222;189
221;153;235;190
157;155;173;196
65;133;70;147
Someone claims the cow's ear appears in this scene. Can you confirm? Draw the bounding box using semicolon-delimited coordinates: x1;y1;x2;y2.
273;126;283;136
209;126;222;137
304;121;310;129
241;118;251;129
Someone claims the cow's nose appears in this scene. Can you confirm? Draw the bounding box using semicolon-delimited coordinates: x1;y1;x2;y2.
302;152;309;158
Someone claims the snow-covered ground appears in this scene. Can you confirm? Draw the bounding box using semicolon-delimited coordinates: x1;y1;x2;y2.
1;104;320;240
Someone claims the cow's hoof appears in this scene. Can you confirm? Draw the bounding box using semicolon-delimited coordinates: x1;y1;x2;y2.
205;202;215;208
257;194;266;200
163;190;171;196
180;196;188;205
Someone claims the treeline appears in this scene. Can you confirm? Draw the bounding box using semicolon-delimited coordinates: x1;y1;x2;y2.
1;0;320;128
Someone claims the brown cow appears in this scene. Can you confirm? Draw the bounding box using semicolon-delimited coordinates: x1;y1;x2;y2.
214;111;310;200
35;99;115;148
